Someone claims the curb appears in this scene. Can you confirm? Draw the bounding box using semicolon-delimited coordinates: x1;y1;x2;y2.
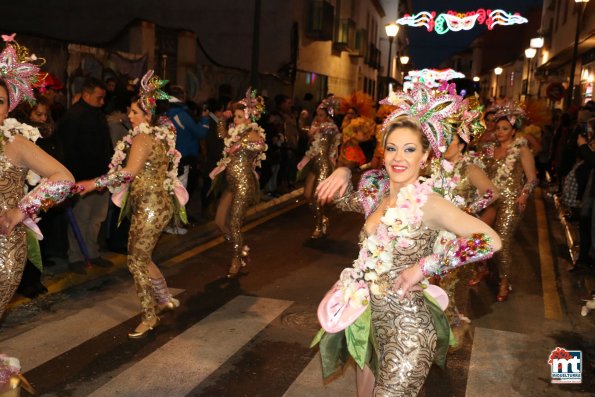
7;188;305;311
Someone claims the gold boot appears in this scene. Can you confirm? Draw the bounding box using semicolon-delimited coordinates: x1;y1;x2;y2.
128;317;160;339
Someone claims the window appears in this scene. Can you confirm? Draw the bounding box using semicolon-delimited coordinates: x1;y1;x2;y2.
306;0;335;40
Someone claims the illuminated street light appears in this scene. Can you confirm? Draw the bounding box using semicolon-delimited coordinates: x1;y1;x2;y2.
494;67;503;97
530;37;544;48
400;55;409;65
473;76;480;82
525;48;537;97
385;23;399;94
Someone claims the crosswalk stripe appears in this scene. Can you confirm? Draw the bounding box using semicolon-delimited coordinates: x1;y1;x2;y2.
282;352;356;397
87;295;292;397
0;288;183;372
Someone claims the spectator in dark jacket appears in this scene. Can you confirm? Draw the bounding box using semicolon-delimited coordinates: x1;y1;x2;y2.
55;77;113;272
574;121;595;269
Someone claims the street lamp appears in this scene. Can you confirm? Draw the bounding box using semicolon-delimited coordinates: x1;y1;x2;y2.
494;67;503;98
473;76;480;82
566;0;590;108
385;23;399;87
399;55;409;85
525;48;537;97
530;37;544;49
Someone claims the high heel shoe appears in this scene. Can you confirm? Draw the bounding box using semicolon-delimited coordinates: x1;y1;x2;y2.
128;317;160;339
227;258;244;278
468;266;489;286
496;278;512;302
156;297;180;314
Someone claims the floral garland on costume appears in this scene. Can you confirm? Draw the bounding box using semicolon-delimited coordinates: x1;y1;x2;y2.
492;137;526;191
0;118;42;185
108;119;181;194
426;158;465;207
216;122;267;170
339;180;433;305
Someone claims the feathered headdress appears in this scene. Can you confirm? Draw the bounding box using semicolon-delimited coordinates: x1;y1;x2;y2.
339;91;376;119
317;95;339;118
380;83;463;157
139;70;170;115
0;34;45;111
493;100;526;130
239;87;265;122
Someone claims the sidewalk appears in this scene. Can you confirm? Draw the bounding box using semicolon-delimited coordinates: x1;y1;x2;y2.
549;186;595;298
7;188;305;311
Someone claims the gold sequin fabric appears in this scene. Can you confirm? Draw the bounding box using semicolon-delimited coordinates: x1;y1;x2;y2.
337;175;439;396
485;145;525;278
309;125;340;232
368;226;439;397
225;135;266;260
0;142;27;318
127;138;173;322
441;159;474;324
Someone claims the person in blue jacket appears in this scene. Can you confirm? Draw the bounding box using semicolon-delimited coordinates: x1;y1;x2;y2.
165;86;209;233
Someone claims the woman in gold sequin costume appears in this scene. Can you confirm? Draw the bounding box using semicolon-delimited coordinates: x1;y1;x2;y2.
0;37;75;319
297;97;341;238
483;105;537;302
78;70;185;338
316;84;502;396
211;91;267;278
436;133;500;327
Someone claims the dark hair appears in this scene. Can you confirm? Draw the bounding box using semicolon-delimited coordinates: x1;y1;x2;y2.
303;93;313;101
0;80;10;110
484;110;497;120
82;77;106;94
205;97;223;113
230;101;246;112
494;116;519;131
131;95;169;125
382;116;430;152
274;94;290;108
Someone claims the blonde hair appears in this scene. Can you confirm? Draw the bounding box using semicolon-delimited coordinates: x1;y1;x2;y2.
382;116;430;151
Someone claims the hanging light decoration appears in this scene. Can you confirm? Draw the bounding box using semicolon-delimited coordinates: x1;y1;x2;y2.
397;8;528;34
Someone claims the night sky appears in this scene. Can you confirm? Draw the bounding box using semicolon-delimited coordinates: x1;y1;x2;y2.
407;0;544;68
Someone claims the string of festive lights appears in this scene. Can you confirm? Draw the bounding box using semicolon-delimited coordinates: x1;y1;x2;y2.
397;9;528;34
404;68;466;89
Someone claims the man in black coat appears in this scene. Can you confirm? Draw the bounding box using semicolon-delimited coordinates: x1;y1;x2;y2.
55;77;113;271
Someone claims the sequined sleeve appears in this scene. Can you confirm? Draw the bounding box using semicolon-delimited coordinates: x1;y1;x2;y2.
95;171;134;189
419;233;494;277
18;179;75;217
334;183;364;213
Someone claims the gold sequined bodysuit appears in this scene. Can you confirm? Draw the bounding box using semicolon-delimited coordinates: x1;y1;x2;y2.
336;170;439;397
127;138;173;323
225;134;266;262
440;158;478;324
307;122;340;234
0;142;27;317
485;139;526;278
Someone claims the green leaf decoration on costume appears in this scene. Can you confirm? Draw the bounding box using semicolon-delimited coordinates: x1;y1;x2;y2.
116;190;131;227
310;327;326;348
423;291;454;369
345;305;371;369
26;228;43;271
319;331;350;379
